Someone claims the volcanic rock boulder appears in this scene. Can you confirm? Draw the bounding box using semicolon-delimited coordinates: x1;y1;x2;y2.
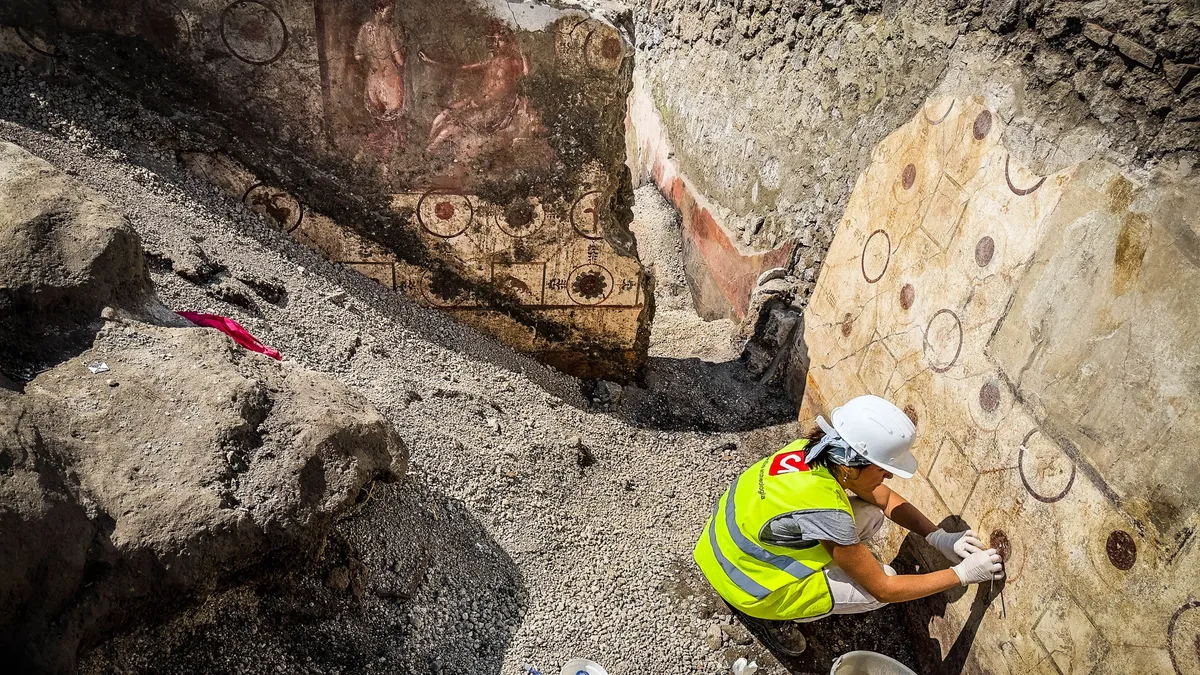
0;141;407;673
0;141;152;380
0;392;99;674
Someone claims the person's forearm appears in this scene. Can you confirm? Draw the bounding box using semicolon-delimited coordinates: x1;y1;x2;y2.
876;569;960;604
881;490;937;538
888;502;937;538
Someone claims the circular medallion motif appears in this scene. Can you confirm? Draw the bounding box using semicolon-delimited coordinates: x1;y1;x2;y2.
860;229;891;284
422;269;473;308
1017;428;1076;504
495;199;545;238
583;25;624;72
1169;602;1200;675
989;529;1011;563
1004;154;1048;196
979;382;1001;413
242;183;303;232
567;264;614;305
900;283;915;310
418;192;473;238
16;25;59;57
975;236;996;267
975;508;1027;582
923;99;954;126
220;0;288;66
571;191;605;240
972;110;993;140
923;309;962;373
1105;530;1137;571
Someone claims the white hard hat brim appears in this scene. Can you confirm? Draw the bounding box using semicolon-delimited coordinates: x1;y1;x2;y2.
866;450;918;479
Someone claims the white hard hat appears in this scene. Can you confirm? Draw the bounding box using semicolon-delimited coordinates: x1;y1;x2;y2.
830;395;918;478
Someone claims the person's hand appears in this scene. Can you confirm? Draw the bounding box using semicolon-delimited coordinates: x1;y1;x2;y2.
925;528;983;563
951;549;1004;586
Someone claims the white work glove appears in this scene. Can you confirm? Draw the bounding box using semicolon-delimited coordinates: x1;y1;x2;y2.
951;549;1004;586
925;528;983;563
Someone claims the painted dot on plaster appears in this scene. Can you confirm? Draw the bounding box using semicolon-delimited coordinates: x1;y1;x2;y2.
975;236;995;267
900;283;915;310
979;382;1001;413
435;201;456;220
1105;530;1137;571
972;110;993;140
903;405;918;427
601;36;622;59
990;529;1011;563
841;313;853;337
902;163;916;190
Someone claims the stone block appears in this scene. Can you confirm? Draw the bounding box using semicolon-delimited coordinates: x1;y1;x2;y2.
1082;23;1113;48
1163;60;1200;91
1111;33;1158;69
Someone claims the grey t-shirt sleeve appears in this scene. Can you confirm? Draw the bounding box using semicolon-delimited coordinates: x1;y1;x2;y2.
761;509;859;549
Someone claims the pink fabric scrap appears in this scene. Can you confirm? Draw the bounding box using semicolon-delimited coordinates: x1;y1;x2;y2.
176;312;282;361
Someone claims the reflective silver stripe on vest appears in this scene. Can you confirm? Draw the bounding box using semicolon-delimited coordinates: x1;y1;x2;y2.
707;505;771;600
723;474;821;583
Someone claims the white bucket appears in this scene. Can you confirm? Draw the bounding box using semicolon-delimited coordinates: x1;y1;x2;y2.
560;659;608;675
830;651;918;675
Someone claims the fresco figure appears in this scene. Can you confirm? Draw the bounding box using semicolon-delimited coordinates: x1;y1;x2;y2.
354;0;407;169
421;22;532;152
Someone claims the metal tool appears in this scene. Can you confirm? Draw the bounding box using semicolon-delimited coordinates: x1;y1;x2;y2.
1000;559;1007;618
991;559;1007;619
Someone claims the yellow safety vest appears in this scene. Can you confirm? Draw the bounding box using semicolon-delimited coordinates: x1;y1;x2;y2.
693;439;854;620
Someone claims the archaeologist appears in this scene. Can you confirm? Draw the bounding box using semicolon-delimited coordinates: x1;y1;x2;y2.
693;395;1003;655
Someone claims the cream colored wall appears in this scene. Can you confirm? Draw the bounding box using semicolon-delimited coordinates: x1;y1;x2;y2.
801;96;1200;674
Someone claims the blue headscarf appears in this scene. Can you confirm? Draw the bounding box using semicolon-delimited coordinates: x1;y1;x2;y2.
804;415;874;468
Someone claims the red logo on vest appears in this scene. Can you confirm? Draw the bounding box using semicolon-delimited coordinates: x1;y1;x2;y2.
768;451;809;476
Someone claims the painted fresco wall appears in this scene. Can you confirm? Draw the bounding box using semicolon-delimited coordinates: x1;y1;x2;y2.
626;72;793;323
0;0;648;380
801;96;1200;674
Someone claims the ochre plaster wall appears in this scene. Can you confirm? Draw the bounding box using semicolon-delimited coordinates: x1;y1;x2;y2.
802;96;1200;675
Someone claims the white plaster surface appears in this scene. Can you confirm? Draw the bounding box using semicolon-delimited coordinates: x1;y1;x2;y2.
802;96;1200;675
